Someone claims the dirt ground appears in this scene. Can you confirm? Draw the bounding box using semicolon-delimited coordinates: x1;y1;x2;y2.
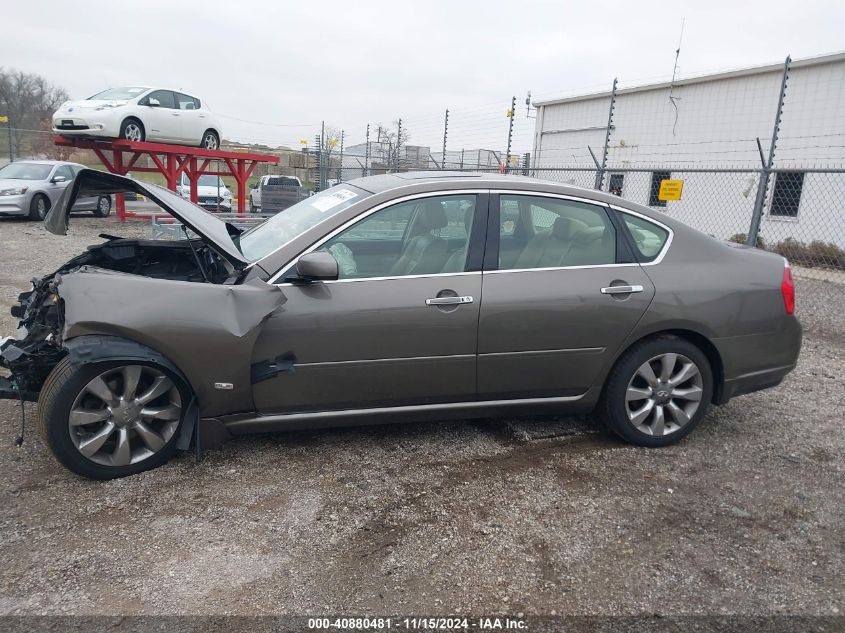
0;215;842;619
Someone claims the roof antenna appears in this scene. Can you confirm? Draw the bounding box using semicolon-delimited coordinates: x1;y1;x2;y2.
668;17;685;136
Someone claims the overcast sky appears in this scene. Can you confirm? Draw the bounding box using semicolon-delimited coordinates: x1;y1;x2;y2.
2;0;843;152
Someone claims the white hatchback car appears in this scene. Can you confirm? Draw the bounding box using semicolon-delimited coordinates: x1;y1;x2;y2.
52;87;223;149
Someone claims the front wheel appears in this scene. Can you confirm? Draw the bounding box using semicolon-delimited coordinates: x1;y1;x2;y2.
36;357;189;479
93;195;111;218
119;118;145;143
598;336;713;447
29;193;50;221
201;130;219;150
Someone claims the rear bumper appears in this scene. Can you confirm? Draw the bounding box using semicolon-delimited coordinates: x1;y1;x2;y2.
718;363;795;404
712;316;802;404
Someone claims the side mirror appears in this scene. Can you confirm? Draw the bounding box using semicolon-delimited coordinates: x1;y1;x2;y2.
293;251;338;282
147;98;161;107
51;176;68;183
250;182;258;189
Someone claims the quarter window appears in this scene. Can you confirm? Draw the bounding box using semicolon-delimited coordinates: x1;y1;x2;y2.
498;195;616;270
622;214;669;262
770;171;804;218
320;195;477;279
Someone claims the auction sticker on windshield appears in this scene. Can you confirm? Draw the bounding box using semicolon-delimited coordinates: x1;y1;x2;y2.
311;189;358;212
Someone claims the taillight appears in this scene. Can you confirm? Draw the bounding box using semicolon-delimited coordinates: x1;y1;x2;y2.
781;262;795;315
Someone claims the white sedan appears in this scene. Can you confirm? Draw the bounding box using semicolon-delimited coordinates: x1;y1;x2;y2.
52;87;223;149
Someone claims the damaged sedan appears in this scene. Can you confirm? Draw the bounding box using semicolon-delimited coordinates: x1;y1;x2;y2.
0;170;802;479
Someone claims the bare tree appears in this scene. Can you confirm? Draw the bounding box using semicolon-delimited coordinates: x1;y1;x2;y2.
373;120;410;169
0;68;70;159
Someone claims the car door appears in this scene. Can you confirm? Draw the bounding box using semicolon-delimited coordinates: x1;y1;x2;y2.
46;164;75;207
174;92;204;144
251;191;488;413
139;90;179;141
477;192;657;400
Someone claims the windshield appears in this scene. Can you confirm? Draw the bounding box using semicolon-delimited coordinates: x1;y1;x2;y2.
239;186;367;262
0;162;53;180
197;175;225;187
87;87;148;100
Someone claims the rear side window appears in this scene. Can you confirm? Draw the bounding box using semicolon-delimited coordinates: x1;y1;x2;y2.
622;214;669;261
499;195;616;270
175;92;199;110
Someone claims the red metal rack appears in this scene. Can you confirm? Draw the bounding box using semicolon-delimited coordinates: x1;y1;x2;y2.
54;136;279;219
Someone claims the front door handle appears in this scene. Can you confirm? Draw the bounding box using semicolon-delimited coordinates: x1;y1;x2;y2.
600;285;644;295
425;295;474;306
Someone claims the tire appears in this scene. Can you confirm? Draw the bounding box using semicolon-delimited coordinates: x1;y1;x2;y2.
29;193;50;221
93;195;111;218
201;129;220;150
119;118;145;142
36;356;190;479
598;335;713;447
249;197;257;213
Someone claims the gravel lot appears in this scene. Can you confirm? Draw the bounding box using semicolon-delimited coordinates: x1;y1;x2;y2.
0;215;842;619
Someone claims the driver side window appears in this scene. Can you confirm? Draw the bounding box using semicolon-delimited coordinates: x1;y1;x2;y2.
321;194;477;280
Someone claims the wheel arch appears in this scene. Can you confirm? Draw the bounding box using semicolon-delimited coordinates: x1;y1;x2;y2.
62;334;199;450
606;326;725;405
120;116;145;134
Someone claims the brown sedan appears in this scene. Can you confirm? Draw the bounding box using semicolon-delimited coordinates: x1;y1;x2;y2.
0;170;801;479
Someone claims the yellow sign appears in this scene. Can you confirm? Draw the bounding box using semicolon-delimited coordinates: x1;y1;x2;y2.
658;179;684;201
299;139;308;145
0;116;8;123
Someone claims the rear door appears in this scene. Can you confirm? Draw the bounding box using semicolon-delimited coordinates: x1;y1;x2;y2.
477;192;656;400
174;92;204;143
251;191;489;413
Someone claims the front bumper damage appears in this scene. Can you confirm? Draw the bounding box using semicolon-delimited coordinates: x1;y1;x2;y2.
0;274;67;402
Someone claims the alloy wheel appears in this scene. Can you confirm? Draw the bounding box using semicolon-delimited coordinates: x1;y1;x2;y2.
98;197;110;214
124;123;142;142
68;365;182;466
36;197;48;219
203;133;218;150
624;353;703;437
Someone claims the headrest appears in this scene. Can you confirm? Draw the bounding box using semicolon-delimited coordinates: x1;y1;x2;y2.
573;225;606;245
419;201;448;231
552;216;587;240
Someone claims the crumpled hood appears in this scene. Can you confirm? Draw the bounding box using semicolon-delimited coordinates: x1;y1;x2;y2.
45;169;248;267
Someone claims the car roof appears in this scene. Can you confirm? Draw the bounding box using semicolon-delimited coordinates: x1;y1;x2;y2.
342;171;680;229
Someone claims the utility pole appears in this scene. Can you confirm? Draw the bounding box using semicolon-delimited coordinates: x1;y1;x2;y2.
395;118;403;170
595;78;617;190
320;120;326;191
338;130;344;182
441;109;449;170
748;56;791;247
364;124;370;177
0;112;11;163
505;96;516;172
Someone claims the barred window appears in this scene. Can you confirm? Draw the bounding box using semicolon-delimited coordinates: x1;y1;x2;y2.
648;171;671;208
770;172;804;218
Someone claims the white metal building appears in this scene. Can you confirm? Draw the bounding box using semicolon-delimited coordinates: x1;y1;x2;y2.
531;52;845;245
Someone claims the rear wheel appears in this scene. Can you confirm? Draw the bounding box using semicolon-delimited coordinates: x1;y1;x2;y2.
93;195;111;218
201;129;219;150
119;118;145;142
29;193;50;221
249;196;257;213
599;336;713;446
37;357;189;479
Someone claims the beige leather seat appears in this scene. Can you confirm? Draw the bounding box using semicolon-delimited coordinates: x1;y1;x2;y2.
511;216;587;269
389;202;450;276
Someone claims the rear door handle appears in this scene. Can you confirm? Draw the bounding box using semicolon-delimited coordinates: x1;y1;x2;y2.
425;296;474;306
600;285;644;295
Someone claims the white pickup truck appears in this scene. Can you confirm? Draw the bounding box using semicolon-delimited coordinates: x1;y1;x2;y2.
248;175;304;212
